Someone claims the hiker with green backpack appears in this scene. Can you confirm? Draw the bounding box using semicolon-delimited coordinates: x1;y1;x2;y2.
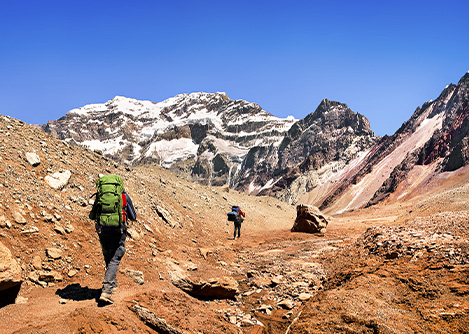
89;174;137;304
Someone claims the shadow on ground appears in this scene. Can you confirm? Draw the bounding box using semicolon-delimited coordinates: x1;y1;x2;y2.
56;283;101;302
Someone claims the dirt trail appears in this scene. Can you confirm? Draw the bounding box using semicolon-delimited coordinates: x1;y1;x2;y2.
2;209;391;334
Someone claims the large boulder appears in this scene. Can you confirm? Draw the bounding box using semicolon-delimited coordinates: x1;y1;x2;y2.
0;242;23;307
291;204;328;233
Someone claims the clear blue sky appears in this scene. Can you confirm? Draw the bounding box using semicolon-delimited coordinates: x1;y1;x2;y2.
1;0;468;136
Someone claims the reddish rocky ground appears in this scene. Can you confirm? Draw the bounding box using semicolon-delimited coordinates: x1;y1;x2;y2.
1;115;468;333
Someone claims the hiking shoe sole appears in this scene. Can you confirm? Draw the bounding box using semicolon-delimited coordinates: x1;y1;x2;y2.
99;293;114;304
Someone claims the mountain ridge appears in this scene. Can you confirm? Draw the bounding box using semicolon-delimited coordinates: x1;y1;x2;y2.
42;71;469;215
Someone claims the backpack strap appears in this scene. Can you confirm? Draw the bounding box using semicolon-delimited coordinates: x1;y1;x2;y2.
121;193;127;223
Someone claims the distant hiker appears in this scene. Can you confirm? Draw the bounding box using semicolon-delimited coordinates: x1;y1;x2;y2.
89;174;137;304
227;205;245;239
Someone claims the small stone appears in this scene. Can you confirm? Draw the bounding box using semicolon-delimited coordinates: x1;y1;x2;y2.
68;269;78;277
46;248;63;259
64;222;74;234
298;293;312;301
15;296;28;304
271;275;283;286
21;226;39;234
123;269;144;285
25;152;41;167
45;170;71;190
32;256;42;270
59;298;67;304
54;224;66;235
12;211;27;225
127;228;141;241
43;214;54;222
0;215;11;228
278;299;295;310
186;263;198;271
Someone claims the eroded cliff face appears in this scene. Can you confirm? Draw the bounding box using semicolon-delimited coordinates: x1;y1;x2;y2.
302;72;469;213
243;99;376;205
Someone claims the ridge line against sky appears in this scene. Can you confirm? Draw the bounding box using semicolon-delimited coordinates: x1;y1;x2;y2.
0;0;468;136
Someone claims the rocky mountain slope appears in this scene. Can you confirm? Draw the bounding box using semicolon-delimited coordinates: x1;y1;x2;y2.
43;94;377;206
247;99;376;204
42;71;469;216
299;71;469;214
2;113;469;333
42;92;296;188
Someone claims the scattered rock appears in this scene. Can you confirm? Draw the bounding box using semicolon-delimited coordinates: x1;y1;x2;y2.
21;226;39;234
123;269;144;285
68;269;78;278
278;299;295;310
0;215;11;228
64;222;74;234
37;270;63;282
54;224;66;235
15;296;28;304
12;211;27;225
131;304;185;334
44;170;71;190
298;293;312;301
46;247;63;260
199;248;212;259
32;256;42;270
247;269;260;278
25;152;40;167
127;228;141;241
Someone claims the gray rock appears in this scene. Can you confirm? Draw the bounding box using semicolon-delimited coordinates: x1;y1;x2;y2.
123;269;144;285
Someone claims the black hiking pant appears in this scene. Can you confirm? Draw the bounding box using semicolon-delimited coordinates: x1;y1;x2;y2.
233;222;241;239
98;228;126;294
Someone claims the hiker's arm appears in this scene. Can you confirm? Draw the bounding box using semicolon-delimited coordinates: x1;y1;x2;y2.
125;193;137;221
89;200;98;220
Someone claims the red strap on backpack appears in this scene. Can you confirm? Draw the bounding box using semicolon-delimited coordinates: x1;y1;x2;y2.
122;193;127;223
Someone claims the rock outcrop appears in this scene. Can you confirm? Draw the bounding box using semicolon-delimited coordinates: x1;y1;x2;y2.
0;242;22;307
291;204;328;233
172;275;239;300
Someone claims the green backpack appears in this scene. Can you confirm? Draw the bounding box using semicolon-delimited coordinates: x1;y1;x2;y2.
89;175;125;228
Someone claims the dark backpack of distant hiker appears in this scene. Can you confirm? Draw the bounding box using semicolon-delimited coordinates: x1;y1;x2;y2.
227;206;241;222
89;175;127;228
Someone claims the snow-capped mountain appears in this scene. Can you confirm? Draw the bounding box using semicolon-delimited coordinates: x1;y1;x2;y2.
43;92;296;186
44;71;469;213
43;92;377;204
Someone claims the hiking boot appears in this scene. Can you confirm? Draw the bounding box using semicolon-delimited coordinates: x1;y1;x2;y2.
99;292;114;304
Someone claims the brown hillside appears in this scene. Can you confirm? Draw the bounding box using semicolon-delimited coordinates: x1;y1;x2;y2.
1;114;468;333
